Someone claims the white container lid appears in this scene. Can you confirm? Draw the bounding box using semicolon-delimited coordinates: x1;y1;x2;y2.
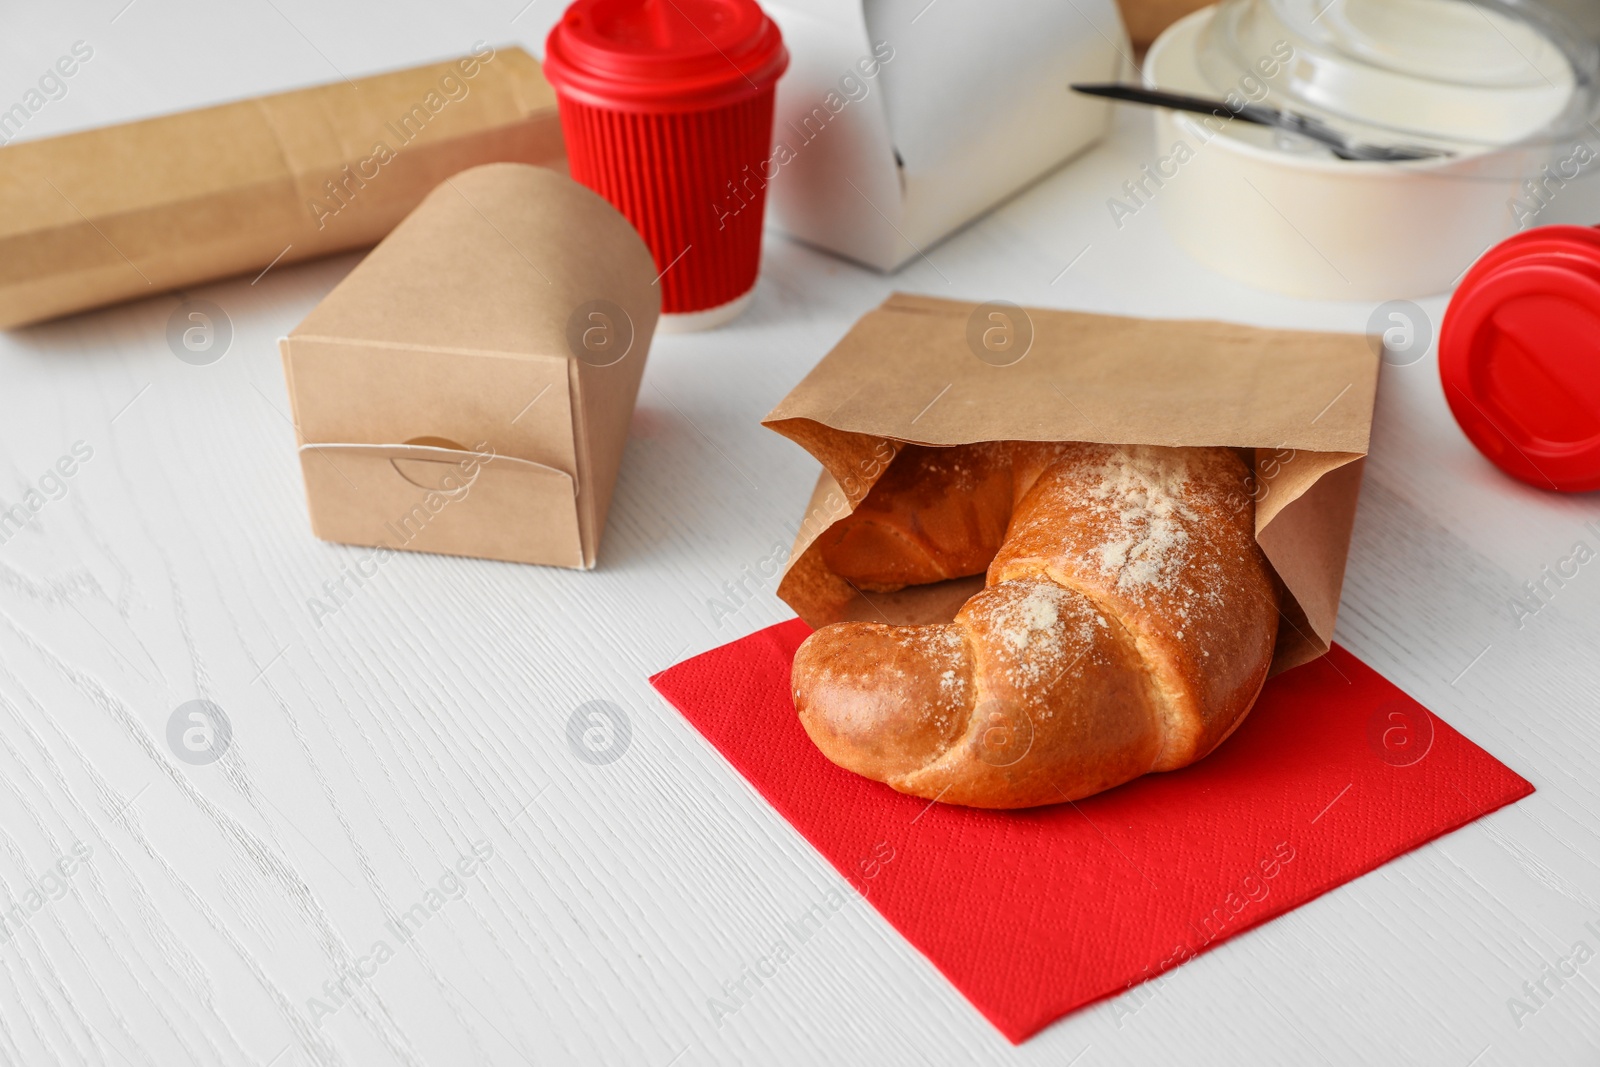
1195;0;1600;157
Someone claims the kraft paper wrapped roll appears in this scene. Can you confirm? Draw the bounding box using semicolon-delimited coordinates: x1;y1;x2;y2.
0;44;561;329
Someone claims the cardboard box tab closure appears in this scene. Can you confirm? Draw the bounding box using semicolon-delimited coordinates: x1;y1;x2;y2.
0;45;561;328
280;163;659;569
763;293;1379;673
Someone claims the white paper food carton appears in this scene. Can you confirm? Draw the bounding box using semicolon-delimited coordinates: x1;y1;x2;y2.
760;0;1131;271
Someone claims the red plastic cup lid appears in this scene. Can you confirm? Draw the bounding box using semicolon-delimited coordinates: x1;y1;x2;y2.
544;0;787;112
1439;225;1600;494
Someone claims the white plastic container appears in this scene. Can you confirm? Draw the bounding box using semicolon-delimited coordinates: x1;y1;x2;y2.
1143;0;1600;299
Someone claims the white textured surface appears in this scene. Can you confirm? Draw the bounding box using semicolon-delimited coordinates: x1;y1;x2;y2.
2;3;1599;1065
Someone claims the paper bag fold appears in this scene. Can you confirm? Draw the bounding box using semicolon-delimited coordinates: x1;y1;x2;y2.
762;293;1379;673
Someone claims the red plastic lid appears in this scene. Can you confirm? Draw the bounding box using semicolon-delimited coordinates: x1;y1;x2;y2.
1439;225;1600;494
543;0;787;112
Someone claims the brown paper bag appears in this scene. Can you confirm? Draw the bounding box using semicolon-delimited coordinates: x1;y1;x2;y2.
762;293;1379;674
0;45;560;328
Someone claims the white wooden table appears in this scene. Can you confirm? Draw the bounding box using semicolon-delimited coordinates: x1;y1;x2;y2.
4;3;1600;1064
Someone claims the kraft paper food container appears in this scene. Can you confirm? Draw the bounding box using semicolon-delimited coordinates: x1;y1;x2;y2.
279;163;658;569
1116;0;1214;49
0;45;562;329
760;0;1129;272
762;293;1379;674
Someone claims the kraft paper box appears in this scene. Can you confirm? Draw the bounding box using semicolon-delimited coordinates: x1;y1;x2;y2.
280;163;658;569
761;0;1128;272
0;45;561;329
1116;0;1214;49
763;293;1380;673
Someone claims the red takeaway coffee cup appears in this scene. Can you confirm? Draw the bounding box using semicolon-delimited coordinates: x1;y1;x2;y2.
544;0;788;332
1440;225;1600;493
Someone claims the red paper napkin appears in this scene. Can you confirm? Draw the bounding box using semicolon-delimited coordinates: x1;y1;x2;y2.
650;619;1533;1043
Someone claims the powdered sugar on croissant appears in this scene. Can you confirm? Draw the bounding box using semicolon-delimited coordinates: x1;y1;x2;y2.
792;442;1278;809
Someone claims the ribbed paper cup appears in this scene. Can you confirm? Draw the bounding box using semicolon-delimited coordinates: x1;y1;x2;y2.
545;0;787;331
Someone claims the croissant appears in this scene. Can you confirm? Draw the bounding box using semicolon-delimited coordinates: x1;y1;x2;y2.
791;441;1279;808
